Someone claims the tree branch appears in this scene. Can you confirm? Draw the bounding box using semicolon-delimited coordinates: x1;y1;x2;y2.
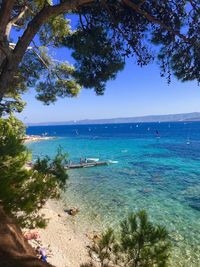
9;6;28;24
102;1;142;60
0;0;95;100
138;0;146;9
13;0;95;62
6;6;29;38
122;0;191;44
79;13;86;30
31;44;50;70
189;0;200;13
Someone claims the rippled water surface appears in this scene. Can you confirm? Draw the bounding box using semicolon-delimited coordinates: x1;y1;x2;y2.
27;122;200;266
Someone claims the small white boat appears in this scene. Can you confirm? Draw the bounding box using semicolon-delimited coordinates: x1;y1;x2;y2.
186;139;190;145
108;160;118;164
86;158;99;163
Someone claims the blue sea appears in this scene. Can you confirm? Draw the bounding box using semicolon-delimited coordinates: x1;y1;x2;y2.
26;122;200;266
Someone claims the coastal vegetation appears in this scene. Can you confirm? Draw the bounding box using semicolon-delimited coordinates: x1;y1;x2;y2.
0;116;68;228
82;210;171;267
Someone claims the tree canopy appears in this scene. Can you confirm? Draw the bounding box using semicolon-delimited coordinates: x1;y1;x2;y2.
0;0;199;114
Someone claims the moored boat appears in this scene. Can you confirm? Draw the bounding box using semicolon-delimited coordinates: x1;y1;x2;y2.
86;158;99;163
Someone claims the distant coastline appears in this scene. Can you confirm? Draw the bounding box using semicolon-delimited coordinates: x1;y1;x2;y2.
26;112;200;126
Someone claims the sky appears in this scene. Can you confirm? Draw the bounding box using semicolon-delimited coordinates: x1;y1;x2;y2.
12;20;200;124
17;55;200;123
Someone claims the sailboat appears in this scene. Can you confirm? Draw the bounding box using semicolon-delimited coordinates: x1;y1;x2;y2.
155;130;160;139
186;139;190;145
186;129;191;145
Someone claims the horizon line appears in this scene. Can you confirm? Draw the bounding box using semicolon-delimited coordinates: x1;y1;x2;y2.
25;111;200;125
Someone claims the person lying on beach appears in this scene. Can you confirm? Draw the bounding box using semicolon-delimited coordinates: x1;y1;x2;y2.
24;231;40;240
36;246;47;262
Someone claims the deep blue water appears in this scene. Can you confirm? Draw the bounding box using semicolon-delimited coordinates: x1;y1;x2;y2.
27;122;200;266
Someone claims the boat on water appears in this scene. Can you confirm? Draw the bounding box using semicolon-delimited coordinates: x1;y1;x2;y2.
65;161;108;169
186;139;191;145
65;156;119;169
86;158;99;163
108;160;118;164
155;130;160;138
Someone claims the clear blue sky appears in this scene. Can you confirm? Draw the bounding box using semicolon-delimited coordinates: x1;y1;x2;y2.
13;23;200;123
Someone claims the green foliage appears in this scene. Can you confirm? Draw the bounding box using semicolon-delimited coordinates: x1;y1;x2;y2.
0;98;26;116
1;1;199;115
20;48;81;105
11;46;80;105
90;228;115;266
34;0;53;10
39;15;71;47
33;147;68;188
0;116;68;228
65;26;125;95
85;210;171;267
119;211;171;267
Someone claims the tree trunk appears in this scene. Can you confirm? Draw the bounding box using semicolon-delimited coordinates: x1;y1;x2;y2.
0;0;16;35
0;57;16;101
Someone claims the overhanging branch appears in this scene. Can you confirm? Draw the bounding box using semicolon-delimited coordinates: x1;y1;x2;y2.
6;6;29;38
13;0;95;61
123;0;191;44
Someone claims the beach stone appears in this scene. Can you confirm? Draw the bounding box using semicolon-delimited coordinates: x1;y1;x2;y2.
70;208;79;216
64;207;79;216
86;232;101;241
93;234;101;241
90;251;101;262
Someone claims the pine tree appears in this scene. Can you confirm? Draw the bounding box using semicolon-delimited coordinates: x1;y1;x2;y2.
83;210;171;267
0;116;68;228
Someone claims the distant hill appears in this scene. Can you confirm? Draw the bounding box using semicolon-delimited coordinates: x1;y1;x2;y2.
27;112;200;126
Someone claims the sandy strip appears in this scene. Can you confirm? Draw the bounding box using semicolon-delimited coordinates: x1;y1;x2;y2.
28;201;92;267
24;135;56;143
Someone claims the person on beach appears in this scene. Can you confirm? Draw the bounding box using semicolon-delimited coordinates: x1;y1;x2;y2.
37;246;47;262
24;231;40;240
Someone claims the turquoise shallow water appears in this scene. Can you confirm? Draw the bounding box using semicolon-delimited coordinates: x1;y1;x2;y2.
27;122;200;266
